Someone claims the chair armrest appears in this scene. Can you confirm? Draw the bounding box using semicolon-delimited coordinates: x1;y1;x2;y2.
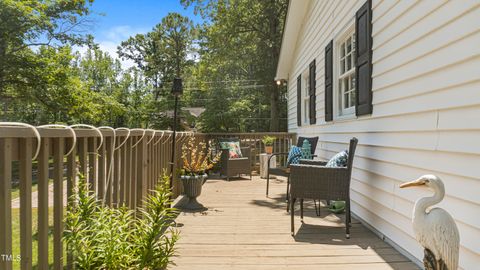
220;148;229;163
299;159;328;166
240;147;251;159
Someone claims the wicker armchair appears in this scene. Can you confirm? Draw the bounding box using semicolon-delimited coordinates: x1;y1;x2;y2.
289;137;358;239
218;139;252;181
266;136;319;197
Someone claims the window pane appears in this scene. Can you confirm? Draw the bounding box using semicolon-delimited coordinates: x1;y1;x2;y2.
352;76;356;90
347;37;351;53
350;91;356;107
340;58;345;74
344;92;349;109
341;44;345;58
347;54;351;70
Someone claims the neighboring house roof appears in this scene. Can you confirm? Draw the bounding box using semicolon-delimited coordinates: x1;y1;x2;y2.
161;107;205;118
275;0;311;81
182;107;206;118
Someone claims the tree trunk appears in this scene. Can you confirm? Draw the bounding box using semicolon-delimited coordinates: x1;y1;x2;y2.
270;84;279;131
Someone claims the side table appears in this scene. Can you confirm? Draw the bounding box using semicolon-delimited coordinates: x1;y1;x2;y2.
260;153;276;179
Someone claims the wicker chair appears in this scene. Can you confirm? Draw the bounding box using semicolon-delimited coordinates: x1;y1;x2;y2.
218;138;252;181
289;137;358;239
266;136;319;197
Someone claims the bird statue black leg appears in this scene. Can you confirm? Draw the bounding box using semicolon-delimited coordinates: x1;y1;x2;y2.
424;249;436;270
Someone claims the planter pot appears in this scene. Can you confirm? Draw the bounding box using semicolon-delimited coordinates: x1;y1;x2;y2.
265;146;273;154
180;174;207;210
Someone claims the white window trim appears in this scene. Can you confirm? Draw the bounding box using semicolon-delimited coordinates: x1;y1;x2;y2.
302;69;310;124
333;20;357;121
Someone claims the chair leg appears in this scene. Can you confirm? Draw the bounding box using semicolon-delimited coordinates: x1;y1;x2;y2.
290;198;296;236
266;172;270;197
346;199;351;239
347;199;352;226
286;175;290;202
286;196;289;212
314;200;320;216
300;199;304;222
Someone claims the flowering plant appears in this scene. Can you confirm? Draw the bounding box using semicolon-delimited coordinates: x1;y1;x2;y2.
181;136;221;176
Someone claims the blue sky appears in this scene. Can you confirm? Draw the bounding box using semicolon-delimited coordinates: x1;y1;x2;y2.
82;0;203;67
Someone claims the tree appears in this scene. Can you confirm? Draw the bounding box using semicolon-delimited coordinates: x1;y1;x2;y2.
0;0;94;98
118;12;197;129
181;0;288;132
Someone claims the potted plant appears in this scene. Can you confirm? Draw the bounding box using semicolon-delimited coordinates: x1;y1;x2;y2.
179;136;220;210
262;136;276;154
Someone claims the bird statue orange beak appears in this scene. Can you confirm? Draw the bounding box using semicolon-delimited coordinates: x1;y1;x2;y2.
400;178;426;188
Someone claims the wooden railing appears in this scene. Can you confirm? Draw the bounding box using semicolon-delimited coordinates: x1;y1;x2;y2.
0;126;295;269
0;126;195;269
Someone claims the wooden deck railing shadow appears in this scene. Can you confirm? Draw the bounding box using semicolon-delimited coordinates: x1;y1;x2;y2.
0;126;295;269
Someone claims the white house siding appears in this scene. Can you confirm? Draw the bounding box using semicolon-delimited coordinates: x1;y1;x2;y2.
286;0;480;269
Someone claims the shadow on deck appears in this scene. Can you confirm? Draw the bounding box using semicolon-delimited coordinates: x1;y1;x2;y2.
170;175;419;270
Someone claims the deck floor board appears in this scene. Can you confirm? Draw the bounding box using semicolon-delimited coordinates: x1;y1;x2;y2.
170;176;419;270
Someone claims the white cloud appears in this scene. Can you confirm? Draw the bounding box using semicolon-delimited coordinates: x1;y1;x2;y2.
74;25;150;69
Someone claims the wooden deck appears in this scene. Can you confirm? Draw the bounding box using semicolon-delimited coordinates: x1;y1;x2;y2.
170;175;419;270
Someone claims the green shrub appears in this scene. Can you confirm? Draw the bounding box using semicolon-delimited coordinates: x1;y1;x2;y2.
64;174;179;269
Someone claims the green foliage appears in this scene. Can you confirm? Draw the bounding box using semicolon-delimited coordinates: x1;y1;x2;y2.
262;135;276;146
64;174;179;269
182;0;289;132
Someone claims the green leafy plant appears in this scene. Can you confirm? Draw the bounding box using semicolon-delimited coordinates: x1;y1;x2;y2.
262;136;276;146
64;173;179;269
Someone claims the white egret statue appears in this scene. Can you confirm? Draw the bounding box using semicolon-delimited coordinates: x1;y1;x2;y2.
400;175;459;270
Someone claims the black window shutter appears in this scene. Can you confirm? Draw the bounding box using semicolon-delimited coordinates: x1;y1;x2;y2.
324;40;333;122
309;60;316;125
297;75;302;126
355;0;373;116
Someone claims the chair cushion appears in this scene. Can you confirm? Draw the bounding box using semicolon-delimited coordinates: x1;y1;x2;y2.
326;150;349;167
219;140;243;158
287;146;302;165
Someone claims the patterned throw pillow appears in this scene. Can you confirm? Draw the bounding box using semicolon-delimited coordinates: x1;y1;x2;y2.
219;141;243;158
326;150;349;167
300;139;312;160
287;146;303;165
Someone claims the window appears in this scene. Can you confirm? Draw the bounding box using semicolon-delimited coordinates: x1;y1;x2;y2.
336;26;356;117
324;1;373;122
302;70;310;124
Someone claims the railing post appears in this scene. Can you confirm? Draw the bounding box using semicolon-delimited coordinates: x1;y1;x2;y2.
53;137;65;270
136;135;147;209
37;138;49;269
0;138;13;270
19;138;33;269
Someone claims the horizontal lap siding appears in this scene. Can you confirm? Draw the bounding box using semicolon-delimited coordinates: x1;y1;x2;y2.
286;0;480;269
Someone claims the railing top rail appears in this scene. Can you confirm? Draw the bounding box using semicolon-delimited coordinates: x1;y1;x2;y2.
0;127;178;138
0;127;295;139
